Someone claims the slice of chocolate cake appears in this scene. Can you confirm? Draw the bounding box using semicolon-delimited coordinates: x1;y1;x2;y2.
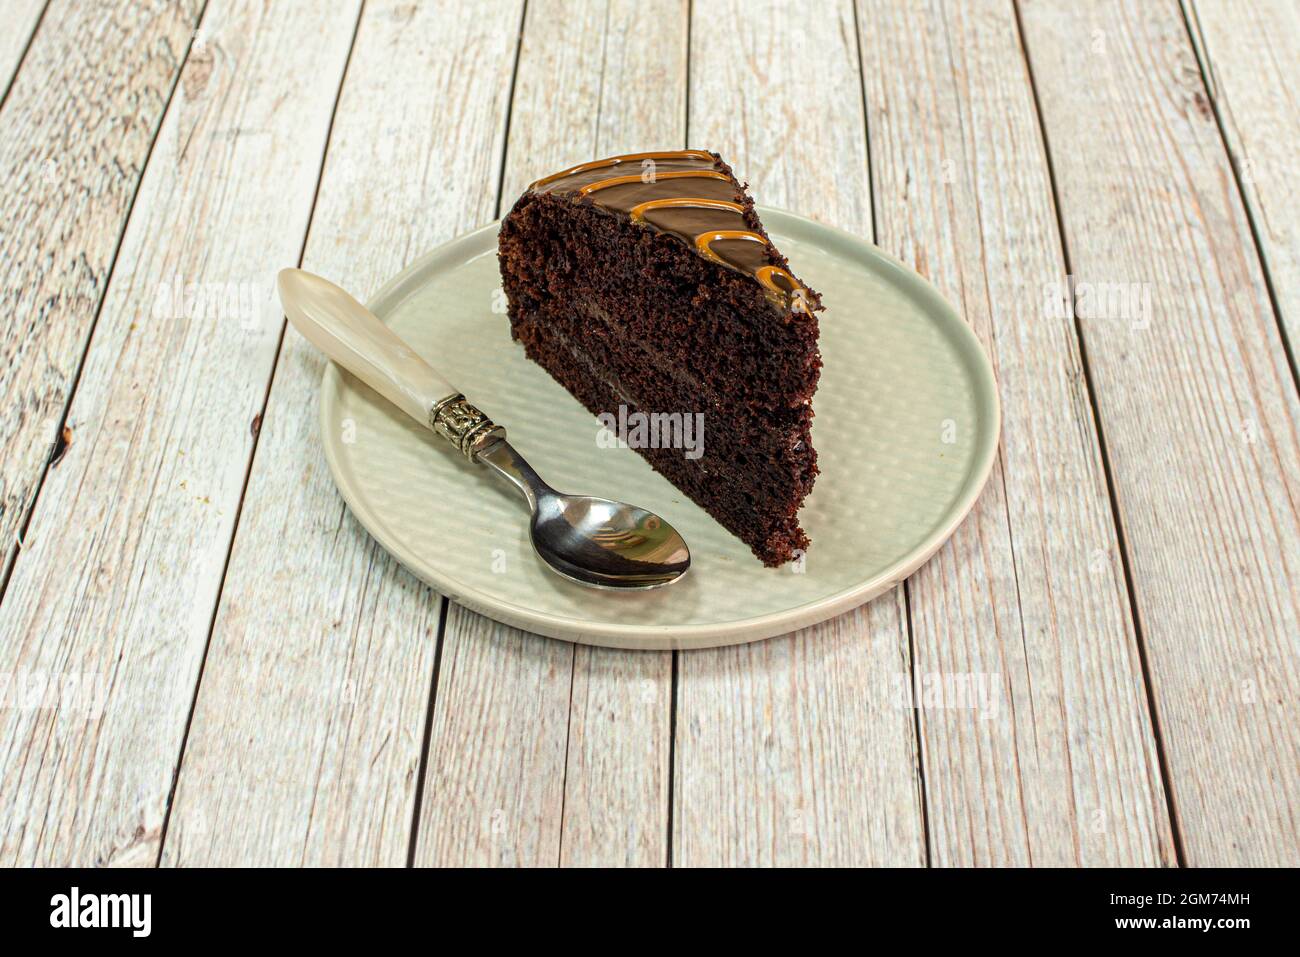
497;150;821;566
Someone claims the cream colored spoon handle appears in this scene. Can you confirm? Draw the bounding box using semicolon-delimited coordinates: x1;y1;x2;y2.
277;267;454;424
277;268;505;458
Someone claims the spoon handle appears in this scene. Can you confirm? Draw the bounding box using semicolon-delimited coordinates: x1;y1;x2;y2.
278;268;504;458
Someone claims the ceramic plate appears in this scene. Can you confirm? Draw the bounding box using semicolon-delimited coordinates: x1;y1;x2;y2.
319;208;999;650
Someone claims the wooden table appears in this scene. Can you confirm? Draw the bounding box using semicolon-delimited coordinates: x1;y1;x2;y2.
1;0;1296;868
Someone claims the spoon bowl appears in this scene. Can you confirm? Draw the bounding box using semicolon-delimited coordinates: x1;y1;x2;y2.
530;494;691;589
477;438;690;589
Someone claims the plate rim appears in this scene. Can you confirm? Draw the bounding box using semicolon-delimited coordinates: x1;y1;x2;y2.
318;207;1002;650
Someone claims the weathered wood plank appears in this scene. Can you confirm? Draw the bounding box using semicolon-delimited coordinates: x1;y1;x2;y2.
498;0;688;202
560;642;671;867
413;0;686;869
0;0;360;867
674;599;923;866
857;0;1174;866
672;0;925;867
0;0;46;100
1019;0;1300;866
0;0;202;588
1186;0;1300;359
160;0;524;867
417;606;574;867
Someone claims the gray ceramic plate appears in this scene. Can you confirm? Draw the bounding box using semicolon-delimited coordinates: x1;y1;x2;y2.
319;208;1000;649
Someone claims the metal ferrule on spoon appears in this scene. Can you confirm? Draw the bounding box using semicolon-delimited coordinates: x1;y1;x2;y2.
276;268;691;590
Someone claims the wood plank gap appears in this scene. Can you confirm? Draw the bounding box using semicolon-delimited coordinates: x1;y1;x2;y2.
683;0;692;145
993;472;1036;865
850;0;877;246
1009;0;1187;867
0;0;212;606
665;648;679;868
1177;0;1300;398
901;582;932;867
552;646;579;866
666;0;691;871
853;0;928;864
588;1;613;153
491;0;530;221
406;595;449;867
0;0;49;112
152;0;368;867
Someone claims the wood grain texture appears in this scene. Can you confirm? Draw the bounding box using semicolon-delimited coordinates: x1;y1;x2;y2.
673;0;925;867
559;643;671;867
161;0;524;867
1020;0;1300;866
1186;0;1300;357
498;0;688;202
0;0;201;587
412;0;686;869
417;606;574;866
0;0;359;867
675;599;924;866
858;0;1174;866
0;0;45;100
2;0;1288;870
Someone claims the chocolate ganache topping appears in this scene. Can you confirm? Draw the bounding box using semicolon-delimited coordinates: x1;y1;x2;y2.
528;150;813;315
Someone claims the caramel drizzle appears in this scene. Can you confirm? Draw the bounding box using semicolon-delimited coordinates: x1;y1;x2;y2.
533;149;814;314
697;231;813;314
577;169;727;196
530;149;716;189
695;229;767;263
628;197;744;222
757;266;814;316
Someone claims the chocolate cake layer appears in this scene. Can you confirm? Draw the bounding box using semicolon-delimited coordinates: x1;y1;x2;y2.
514;318;812;563
523;294;813;431
498;150;822;566
514;312;815;499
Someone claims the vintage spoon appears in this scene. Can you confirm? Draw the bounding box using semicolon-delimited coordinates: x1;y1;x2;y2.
277;268;691;590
